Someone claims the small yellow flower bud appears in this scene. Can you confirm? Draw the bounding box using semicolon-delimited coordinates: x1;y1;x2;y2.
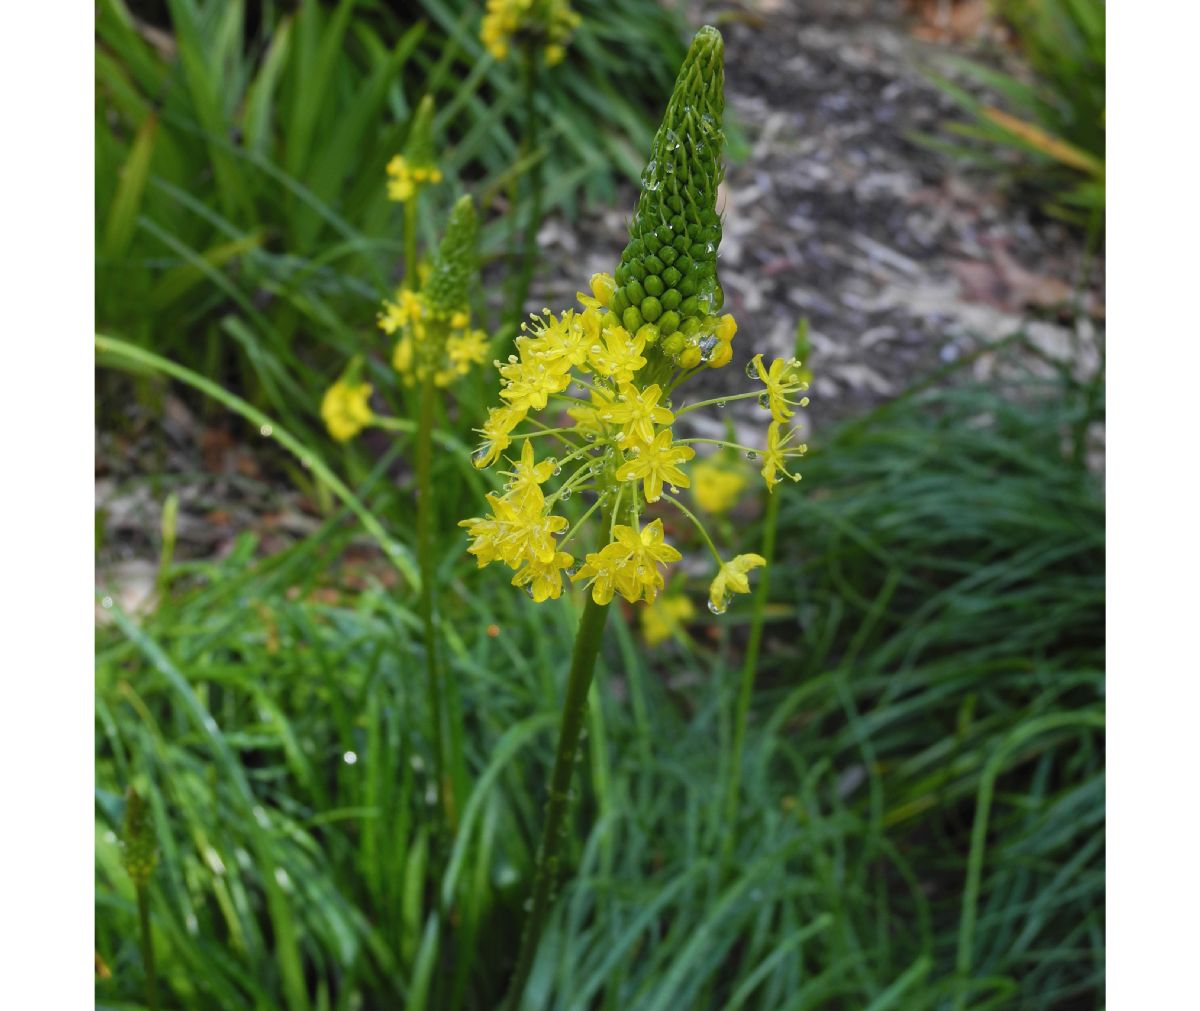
679;345;701;369
590;272;617;307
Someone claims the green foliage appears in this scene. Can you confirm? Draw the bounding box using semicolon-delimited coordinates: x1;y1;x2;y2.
96;350;1103;1008
922;0;1105;224
95;0;686;438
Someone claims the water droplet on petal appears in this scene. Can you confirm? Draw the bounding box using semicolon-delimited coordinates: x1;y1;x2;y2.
708;598;728;615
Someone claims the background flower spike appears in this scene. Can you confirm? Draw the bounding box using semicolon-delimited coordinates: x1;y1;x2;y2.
425;194;478;319
614;26;726;356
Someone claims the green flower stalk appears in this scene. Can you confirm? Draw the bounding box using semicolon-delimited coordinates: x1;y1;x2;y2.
465;26;810;1009
413;195;479;832
321;194;484;835
121;787;159;1011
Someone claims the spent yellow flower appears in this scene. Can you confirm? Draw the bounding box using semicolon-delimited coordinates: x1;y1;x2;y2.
760;421;806;492
708;553;766;614
749;353;810;424
321;378;374;442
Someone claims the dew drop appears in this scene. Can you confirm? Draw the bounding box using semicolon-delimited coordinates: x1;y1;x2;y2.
259;424;273;437
745;360;759;379
746;451;758;461
100;596;113;609
758;393;772;409
343;751;358;765
716;400;726;409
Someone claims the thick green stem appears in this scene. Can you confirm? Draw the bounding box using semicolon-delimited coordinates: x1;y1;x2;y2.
416;371;450;830
503;593;611;1010
137;884;159;1011
508;46;543;334
721;487;781;860
404;196;419;291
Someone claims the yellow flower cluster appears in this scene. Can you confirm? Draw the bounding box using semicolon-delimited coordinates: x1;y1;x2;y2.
460;275;808;612
481;0;580;66
321;377;374;443
386;154;443;203
379;288;488;389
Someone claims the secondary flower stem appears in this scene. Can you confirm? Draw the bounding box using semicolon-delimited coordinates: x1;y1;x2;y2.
137;883;159;1011
416;370;451;832
721;483;780;861
404;196;419;292
662;492;724;566
674;389;763;416
503;591;611;1011
509;44;543;334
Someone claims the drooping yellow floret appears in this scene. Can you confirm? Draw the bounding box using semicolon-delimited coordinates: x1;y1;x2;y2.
760;421;806;492
708;553;766;614
473;406;525;469
511;550;574;602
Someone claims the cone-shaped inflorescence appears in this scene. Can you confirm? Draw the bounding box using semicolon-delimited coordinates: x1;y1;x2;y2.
613;26;725;366
425;195;478;319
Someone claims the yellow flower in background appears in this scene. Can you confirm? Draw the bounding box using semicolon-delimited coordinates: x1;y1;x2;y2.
321;378;374;442
386;154;443;202
641;593;695;646
481;0;580;65
708;553;766;615
691;459;746;515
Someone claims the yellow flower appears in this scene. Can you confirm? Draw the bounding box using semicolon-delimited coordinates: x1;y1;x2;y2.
458;492;568;570
392;335;414;375
708;553;766;614
445;328;489;379
691;459;746;514
585;319;647;384
641;593;695;646
572;519;681;605
320;378;374;442
602;382;673;447
750;353;809;423
473;406;525;469
567;385;616;435
616;428;694;503
386;155;416;201
518;309;590;371
502;440;557;511
499;354;574;412
511;550;574;602
379;289;425;335
760;421;806;492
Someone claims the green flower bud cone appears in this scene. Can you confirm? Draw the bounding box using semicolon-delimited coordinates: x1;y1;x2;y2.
121;787;158;887
425;195;478;317
405;94;437;170
616;26;725;341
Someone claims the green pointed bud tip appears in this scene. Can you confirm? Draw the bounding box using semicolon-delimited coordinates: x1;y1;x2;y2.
426;196;479;317
405;95;437;168
120;787;158;886
617;27;726;340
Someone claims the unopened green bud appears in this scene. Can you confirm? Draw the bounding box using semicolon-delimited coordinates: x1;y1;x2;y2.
616;27;725;347
425;195;478;318
120;787;157;888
